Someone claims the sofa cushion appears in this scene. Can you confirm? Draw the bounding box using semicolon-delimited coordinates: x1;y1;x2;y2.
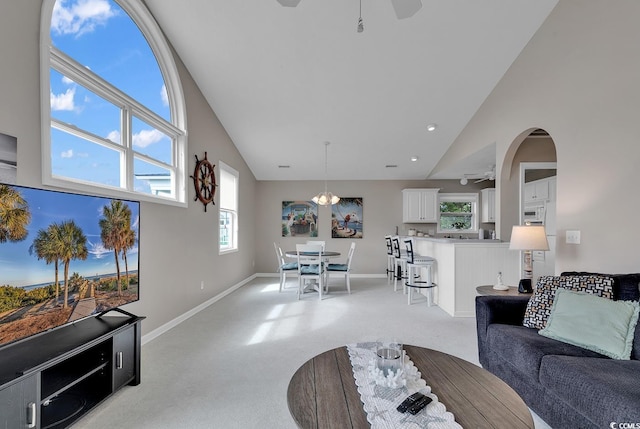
523;275;614;329
561;271;640;301
486;324;605;381
539;289;640;359
539;355;640;427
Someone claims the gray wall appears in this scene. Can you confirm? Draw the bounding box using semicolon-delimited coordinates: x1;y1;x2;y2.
1;1;256;335
433;0;640;274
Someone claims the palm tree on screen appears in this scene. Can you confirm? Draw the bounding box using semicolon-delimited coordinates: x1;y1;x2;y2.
58;220;88;308
0;184;31;243
100;200;133;296
29;224;63;304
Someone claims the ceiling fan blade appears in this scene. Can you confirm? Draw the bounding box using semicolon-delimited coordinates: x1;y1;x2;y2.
390;0;422;19
474;178;488;183
276;0;302;7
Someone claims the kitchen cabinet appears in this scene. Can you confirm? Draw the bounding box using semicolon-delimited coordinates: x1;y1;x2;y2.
402;189;439;223
481;188;496;223
524;178;550;202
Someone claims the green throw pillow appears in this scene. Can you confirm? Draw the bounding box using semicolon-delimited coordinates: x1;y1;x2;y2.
539;288;639;360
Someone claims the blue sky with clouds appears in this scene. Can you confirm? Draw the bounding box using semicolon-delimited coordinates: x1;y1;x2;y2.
49;0;171;191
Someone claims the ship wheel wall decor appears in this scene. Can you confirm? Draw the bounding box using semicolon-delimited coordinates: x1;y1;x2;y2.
191;152;217;211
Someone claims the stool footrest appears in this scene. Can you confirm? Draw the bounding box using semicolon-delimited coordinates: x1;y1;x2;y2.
405;281;437;289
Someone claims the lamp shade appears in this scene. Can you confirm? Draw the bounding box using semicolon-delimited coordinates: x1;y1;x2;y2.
509;225;549;251
312;192;340;206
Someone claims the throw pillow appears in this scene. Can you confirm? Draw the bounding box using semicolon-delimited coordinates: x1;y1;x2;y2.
539;288;640;360
523;275;614;329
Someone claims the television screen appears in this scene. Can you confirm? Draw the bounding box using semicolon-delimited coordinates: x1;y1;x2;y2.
0;183;140;347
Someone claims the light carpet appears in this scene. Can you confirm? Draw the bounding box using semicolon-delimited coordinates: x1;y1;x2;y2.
73;277;550;429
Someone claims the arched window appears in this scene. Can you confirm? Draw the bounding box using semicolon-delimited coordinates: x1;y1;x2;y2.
41;0;187;205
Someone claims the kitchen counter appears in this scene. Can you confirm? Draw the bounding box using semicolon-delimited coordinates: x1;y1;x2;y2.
409;237;519;317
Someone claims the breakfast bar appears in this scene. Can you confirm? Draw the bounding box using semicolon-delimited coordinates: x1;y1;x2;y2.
409;237;520;317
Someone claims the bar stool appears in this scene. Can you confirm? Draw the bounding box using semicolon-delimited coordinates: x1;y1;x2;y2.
385;236;395;283
392;237;408;292
403;238;437;305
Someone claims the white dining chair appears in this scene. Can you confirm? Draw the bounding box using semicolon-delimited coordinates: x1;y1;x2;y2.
296;244;325;300
274;242;298;292
326;242;356;294
306;240;326;250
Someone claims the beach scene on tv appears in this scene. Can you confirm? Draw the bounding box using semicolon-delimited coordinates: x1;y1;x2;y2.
0;183;140;347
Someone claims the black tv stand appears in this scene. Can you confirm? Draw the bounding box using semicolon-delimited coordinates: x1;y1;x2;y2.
0;312;144;428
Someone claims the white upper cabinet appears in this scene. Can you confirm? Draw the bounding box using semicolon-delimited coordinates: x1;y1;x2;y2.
402;189;440;223
524;178;551;202
481;188;496;223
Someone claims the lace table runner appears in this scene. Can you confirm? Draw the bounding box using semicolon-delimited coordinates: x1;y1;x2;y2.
346;342;462;429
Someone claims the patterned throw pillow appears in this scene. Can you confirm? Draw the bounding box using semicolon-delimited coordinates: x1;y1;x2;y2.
523;275;614;329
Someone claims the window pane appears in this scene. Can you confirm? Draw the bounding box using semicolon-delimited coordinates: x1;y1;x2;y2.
220;167;237;210
220;210;232;249
133;157;173;197
50;68;122;144
440;215;472;230
50;0;170;121
51;127;122;187
132;116;172;164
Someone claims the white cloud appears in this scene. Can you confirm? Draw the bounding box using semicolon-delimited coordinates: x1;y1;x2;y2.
51;0;116;37
62;76;75;85
61;149;74;158
50;87;76;111
160;84;169;107
106;130;120;143
133;129;165;148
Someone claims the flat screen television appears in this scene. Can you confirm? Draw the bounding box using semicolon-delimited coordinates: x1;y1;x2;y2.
0;182;140;348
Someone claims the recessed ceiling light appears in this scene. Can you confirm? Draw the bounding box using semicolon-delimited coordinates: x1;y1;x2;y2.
410;156;418;162
426;123;437;132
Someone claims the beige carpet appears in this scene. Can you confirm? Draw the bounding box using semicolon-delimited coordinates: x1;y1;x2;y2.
74;276;550;428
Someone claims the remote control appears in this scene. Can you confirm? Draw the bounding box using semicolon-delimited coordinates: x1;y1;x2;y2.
396;392;425;413
408;395;433;415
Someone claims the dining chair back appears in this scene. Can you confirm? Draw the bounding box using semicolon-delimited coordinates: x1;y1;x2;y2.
306;240;326;250
326;242;356;294
274;242;298;292
296;244;325;300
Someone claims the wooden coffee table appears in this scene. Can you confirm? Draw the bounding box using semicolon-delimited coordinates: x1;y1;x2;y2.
287;345;533;429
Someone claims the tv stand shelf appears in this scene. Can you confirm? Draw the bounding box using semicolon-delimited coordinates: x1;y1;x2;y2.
0;313;144;429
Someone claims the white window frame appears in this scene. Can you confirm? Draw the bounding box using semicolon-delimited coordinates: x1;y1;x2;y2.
437;193;479;234
40;0;188;207
219;161;239;254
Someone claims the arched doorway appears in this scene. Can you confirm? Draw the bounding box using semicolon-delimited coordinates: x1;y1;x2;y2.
501;128;557;281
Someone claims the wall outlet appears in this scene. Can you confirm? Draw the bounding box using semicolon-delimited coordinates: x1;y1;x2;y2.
200;280;205;290
566;230;581;244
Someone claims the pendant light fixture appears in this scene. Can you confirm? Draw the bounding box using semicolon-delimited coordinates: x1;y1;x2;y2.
357;0;364;33
312;142;340;206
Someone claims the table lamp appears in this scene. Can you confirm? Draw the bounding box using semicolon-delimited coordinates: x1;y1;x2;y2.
509;225;549;293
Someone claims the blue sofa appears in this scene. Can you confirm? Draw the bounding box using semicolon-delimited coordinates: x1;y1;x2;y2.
476;273;640;428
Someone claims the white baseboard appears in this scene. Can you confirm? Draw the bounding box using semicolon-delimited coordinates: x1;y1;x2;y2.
141;274;257;345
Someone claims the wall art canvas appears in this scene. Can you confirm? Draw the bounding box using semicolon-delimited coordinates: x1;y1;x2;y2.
282;201;318;237
0;132;17;184
332;197;363;238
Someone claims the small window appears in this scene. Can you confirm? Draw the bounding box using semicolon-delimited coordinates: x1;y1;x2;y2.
219;162;239;253
438;193;479;233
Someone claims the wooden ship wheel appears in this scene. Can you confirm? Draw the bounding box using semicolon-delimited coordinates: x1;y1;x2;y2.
191;152;216;211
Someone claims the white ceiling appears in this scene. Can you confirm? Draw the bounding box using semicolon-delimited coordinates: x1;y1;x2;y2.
145;0;558;181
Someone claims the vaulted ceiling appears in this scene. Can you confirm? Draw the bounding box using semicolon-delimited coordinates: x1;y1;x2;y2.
145;0;558;180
